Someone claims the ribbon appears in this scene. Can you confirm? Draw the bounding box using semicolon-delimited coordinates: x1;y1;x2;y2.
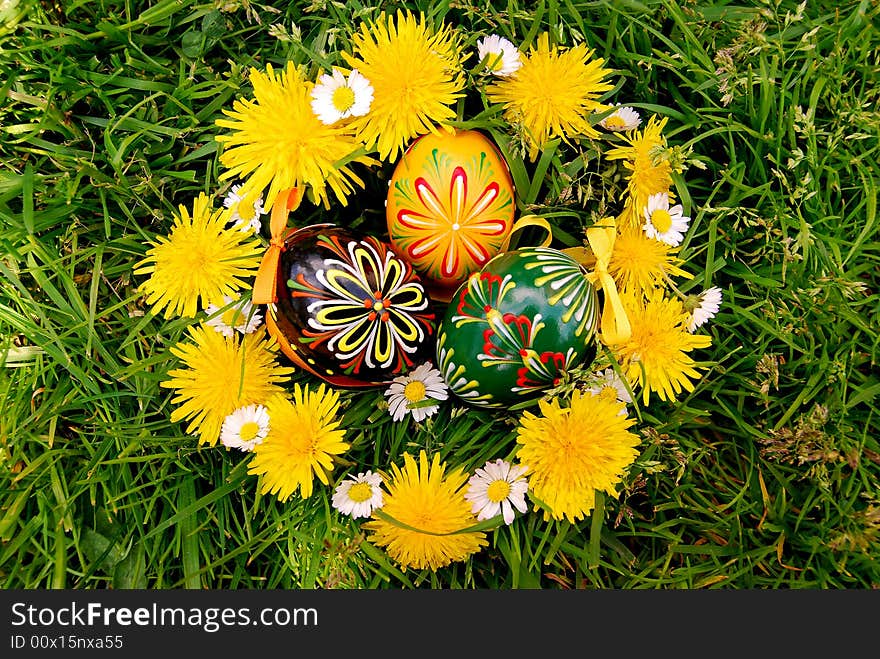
569;217;631;346
252;188;303;305
501;214;553;252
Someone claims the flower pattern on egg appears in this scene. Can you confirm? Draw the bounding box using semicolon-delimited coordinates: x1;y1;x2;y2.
387;130;515;287
286;232;435;376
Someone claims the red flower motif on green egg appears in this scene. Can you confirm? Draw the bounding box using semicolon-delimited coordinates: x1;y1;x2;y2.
513;349;578;394
454;272;515;323
480;311;542;365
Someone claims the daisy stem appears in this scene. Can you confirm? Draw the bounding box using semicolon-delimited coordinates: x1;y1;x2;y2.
662;272;689;301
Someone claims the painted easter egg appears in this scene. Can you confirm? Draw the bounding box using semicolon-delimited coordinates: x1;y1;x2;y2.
265;224;437;387
386;129;516;299
435;246;600;408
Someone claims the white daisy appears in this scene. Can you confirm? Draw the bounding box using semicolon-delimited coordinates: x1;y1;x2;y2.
204;295;263;336
598;104;642;131
332;471;384;519
587;367;632;415
464;459;529;525
476;34;522;76
220;404;270;452
688;286;723;332
384;362;449;423
643;191;690;246
310;68;373;125
223;183;265;234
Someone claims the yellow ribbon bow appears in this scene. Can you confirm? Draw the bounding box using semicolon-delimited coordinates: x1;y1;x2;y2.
568;217;631;346
252;188;303;305
500;214;554;251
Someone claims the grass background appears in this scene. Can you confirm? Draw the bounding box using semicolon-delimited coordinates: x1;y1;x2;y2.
1;0;877;589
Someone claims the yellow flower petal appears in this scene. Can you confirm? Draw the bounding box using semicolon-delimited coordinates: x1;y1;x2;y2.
248;384;348;502
363;451;487;570
486;33;613;160
515;390;640;523
161;325;294;446
606;115;673;227
134;193;262;319
215;62;377;212
612;291;713;405
342;10;465;162
609;224;693;294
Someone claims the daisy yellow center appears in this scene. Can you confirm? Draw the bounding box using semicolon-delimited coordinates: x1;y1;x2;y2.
651;209;672;233
487;52;503;72
486;480;511;503
348;482;374;503
404;381;427;403
604;115;627;129
238;421;261;442
599;386;618;402
332;86;356;113
222;308;243;327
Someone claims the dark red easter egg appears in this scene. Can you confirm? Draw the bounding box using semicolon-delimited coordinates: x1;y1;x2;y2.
266;224;437;387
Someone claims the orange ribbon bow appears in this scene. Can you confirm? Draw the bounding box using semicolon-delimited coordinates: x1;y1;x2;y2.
252;188;303;305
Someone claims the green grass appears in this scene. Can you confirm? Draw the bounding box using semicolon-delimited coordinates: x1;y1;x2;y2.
1;0;878;589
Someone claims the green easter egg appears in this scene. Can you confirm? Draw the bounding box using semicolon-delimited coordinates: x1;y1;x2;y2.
435;246;600;409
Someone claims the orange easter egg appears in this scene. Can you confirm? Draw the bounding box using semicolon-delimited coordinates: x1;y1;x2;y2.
386;129;516;296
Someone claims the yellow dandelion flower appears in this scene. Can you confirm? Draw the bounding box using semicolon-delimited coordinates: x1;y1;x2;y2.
161;325;295;446
515;390;640;523
613;291;713;405
214;62;377;213
248;384;349;501
606;115;673;227
608;224;692;294
134;193;262;319
486;32;614;160
363;451;488;571
342;10;465;162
